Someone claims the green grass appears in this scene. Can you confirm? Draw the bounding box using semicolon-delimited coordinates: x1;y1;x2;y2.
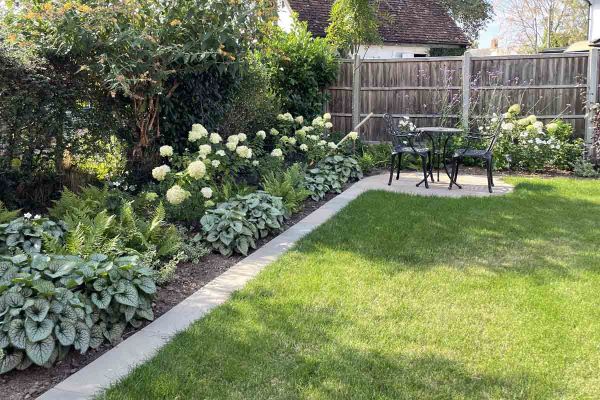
102;178;600;400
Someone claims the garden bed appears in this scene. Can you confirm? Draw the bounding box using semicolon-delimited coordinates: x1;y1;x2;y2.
0;193;338;400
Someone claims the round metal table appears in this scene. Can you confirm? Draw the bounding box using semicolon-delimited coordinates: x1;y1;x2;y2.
416;127;463;188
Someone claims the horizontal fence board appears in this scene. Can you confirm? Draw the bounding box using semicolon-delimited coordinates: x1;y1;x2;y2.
326;53;592;142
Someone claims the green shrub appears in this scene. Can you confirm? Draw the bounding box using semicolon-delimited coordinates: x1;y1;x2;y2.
0;253;156;374
358;153;376;174
492;108;584;172
262;164;311;215
573;159;599;178
0;202;19;224
305;155;362;201
361;143;392;169
257;22;338;118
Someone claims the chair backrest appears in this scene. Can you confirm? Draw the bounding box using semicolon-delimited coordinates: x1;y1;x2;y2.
383;113;422;149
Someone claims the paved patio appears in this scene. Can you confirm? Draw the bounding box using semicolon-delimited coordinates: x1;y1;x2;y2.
361;172;513;197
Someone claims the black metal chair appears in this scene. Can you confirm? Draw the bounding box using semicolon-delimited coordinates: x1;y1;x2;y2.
449;122;502;193
384;114;433;188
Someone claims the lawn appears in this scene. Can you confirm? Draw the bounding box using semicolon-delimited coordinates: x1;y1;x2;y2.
103;178;600;400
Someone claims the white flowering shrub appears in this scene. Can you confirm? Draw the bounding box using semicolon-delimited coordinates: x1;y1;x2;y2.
151;112;361;222
485;105;583;172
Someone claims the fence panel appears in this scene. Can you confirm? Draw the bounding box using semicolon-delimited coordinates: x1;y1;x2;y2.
325;53;594;143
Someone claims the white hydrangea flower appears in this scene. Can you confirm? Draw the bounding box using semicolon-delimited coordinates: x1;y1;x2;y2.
188;124;208;142
199;144;212;156
270;128;279;136
216;150;226;157
304;126;315;132
209;133;222;144
166;185;191;205
299;144;308;151
325;122;333;129
318;140;327;146
271;148;283;158
328;142;338;149
237;133;247;142
288;137;297;145
201;187;213;199
508;104;521;114
152;165;171;181
159;145;174;157
211;160;221;168
501;122;515;131
323;113;332;121
295;116;304;125
546;122;559;133
348;131;359;140
236;145;252;159
226;142;237;151
227;135;239;145
308;135;319;141
256;130;266;139
295;128;306;136
312;117;324;127
280;135;289;143
187;160;207;180
252;160;260;166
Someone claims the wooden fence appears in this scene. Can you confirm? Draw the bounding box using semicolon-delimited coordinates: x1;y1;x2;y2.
325;51;599;146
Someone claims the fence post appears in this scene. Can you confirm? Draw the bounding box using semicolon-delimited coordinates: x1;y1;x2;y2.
462;51;472;131
352;53;361;132
586;48;599;158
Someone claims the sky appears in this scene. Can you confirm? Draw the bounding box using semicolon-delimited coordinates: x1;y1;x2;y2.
478;18;501;49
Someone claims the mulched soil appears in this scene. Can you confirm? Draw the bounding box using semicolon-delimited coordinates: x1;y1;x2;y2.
0;193;339;400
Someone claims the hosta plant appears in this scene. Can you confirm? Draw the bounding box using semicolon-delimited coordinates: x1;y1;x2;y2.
222;192;286;238
0;216;65;256
304;155;362;201
200;208;259;257
0;253;156;374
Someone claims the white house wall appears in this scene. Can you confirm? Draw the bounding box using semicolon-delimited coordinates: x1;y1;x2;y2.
357;44;431;59
590;0;600;42
278;0;294;33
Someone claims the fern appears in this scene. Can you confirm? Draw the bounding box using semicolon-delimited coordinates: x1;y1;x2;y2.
0;201;19;224
262;164;311;215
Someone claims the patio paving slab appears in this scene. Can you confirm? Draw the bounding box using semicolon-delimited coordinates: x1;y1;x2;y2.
37;173;512;400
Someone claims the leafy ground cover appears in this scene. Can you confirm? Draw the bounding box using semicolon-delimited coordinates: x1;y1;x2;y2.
103;178;600;399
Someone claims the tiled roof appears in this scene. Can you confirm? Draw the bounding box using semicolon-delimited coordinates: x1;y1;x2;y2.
286;0;469;47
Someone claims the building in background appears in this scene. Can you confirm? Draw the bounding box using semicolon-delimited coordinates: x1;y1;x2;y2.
277;0;469;58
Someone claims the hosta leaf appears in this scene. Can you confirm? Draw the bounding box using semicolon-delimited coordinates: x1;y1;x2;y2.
32;280;55;296
25;336;55;366
41;346;59;368
104;322;125;345
135;308;154;321
93;278;109;292
91;292;112;310
0;350;24;374
25;318;54;342
73;322;90;354
4;291;24;308
15;355;32;371
114;282;138;307
135;277;156;295
54;321;76;346
0;330;9;348
25;298;50;322
122;305;136;322
8;319;26;349
59;305;78;322
89;324;104;349
30;254;50;270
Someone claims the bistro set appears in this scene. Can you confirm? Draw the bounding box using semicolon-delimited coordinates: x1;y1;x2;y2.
383;113;500;193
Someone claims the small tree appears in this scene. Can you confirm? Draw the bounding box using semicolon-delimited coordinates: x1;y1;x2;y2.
326;0;382;57
5;0;271;163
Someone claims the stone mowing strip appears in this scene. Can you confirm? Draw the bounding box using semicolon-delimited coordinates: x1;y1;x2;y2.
37;173;511;399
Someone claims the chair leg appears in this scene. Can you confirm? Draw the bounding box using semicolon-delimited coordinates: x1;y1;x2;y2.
428;151;434;182
449;157;456;190
388;154;396;186
490;156;495;187
421;156;429;189
486;159;493;193
396;153;402;180
454;158;461;184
